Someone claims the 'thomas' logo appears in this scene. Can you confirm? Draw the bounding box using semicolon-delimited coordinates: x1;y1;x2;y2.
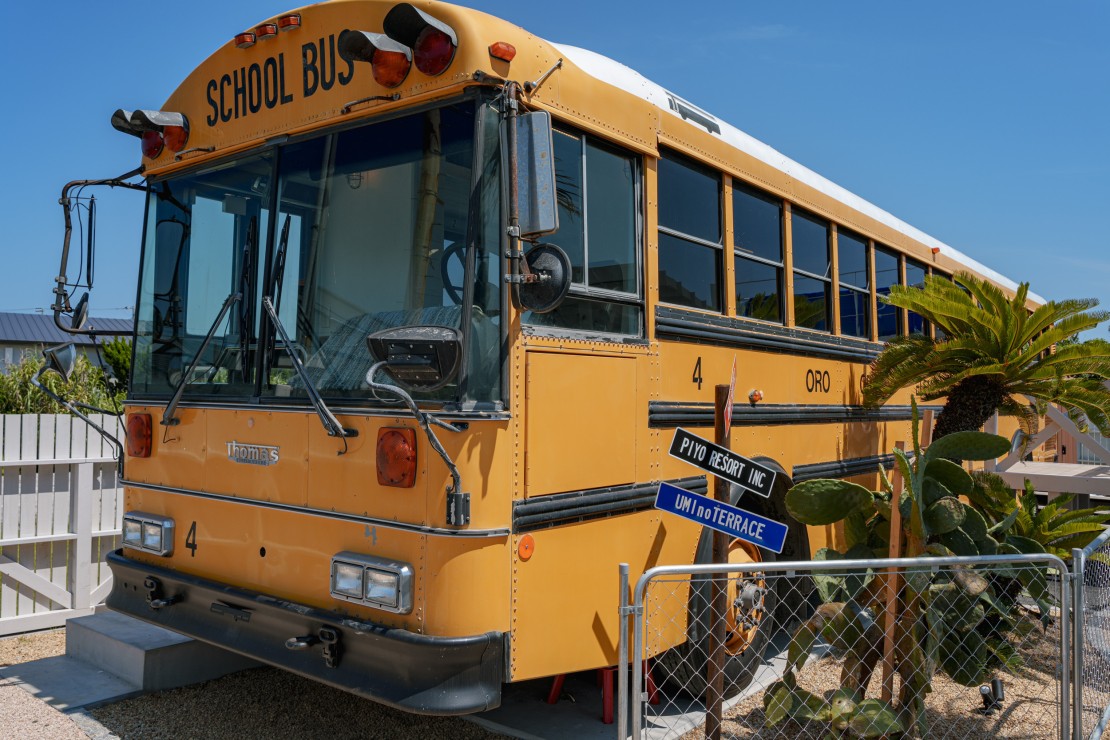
226;441;280;466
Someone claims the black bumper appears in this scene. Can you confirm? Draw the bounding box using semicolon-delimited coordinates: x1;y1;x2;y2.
105;550;503;715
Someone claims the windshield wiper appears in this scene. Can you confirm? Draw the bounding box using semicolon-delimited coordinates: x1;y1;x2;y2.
261;296;357;444
162;291;241;427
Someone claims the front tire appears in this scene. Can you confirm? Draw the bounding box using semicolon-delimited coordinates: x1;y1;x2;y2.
655;538;776;699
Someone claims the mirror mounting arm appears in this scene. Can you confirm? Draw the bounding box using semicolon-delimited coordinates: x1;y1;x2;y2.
365;361;465;503
54;167;150;336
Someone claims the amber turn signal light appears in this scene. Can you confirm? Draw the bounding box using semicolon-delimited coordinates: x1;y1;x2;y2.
377;428;417;487
126;413;152;458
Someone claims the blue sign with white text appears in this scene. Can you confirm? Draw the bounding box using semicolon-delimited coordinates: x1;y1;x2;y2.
654;482;788;554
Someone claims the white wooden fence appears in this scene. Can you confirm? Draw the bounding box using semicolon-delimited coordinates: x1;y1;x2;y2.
0;414;123;636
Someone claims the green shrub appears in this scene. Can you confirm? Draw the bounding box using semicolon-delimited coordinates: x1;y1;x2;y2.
0;350;121;414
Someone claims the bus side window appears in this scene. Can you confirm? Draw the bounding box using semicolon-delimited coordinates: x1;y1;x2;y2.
875;245;901;341
523;128;641;336
657;150;722;313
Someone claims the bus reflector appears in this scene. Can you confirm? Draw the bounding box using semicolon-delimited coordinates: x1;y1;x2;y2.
127;413;153;457
278;14;301;31
256;23;278;40
488;42;516;62
377;428;416;487
163;124;189;153
518;534;535;561
383;3;457;76
235;32;256;49
140;131;164;159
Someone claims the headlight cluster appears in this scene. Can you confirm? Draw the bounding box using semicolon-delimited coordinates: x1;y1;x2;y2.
122;512;175;556
330;552;413;614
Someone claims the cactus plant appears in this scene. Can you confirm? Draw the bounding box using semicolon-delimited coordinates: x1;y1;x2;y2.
765;399;1051;737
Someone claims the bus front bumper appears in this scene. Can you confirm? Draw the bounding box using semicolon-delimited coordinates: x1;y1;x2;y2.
105;550;503;715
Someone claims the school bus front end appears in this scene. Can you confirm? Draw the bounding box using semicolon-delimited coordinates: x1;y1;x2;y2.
96;0;548;713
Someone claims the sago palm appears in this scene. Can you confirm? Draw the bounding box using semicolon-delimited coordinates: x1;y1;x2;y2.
863;271;1110;440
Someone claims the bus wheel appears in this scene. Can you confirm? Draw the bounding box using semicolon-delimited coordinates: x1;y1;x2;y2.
655;537;776;699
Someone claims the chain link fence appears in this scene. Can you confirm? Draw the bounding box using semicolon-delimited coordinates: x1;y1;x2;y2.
621;554;1070;739
1074;529;1110;740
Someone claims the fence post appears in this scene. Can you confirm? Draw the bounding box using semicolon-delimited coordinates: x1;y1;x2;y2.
1073;547;1085;740
69;462;93;611
618;563;629;740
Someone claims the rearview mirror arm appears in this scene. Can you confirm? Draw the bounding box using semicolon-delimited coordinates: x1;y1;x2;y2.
365;360;464;497
53;167;149;336
31;368;125;474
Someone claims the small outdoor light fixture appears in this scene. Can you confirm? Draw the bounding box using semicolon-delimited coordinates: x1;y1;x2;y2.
111;109;190;158
383;3;457;75
122;511;176;556
338;29;413;88
330;552;414;613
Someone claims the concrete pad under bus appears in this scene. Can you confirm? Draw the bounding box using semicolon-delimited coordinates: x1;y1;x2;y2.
0;611;259;712
468;631;804;739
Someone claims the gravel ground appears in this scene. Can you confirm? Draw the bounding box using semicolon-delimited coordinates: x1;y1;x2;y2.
0;629;87;740
689;615;1063;739
90;667;509;740
1;628;508;740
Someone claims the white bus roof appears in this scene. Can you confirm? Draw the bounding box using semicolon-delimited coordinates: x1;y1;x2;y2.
551;44;1044;305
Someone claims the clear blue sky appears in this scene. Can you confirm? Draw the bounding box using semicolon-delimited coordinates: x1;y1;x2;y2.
2;1;1107;337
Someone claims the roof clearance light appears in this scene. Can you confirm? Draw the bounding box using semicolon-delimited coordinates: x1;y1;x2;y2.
256;23;278;40
383;3;457;76
277;14;301;31
110;109;189;160
488;42;516;62
338;30;412;89
235;31;256;49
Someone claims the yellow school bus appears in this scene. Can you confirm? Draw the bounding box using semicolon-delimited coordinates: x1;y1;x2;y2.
49;0;1037;714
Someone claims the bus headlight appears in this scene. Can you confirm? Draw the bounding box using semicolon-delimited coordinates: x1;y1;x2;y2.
122;512;175;556
330;552;413;614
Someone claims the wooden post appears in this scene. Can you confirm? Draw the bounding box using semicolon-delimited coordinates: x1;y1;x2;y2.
880;442;905;703
705;385;730;740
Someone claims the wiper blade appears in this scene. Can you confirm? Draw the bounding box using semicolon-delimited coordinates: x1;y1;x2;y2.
271;214;291;314
260;296;356;442
162;292;241;427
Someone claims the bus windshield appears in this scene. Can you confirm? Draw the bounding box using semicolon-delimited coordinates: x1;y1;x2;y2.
132;100;503;408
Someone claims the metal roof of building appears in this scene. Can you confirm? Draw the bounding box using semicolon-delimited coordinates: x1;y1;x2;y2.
0;313;131;346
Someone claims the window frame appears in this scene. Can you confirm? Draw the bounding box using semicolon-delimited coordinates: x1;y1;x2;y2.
523;123;645;339
789;207;832;333
656;148;724;314
732;179;785;325
836;227;870;339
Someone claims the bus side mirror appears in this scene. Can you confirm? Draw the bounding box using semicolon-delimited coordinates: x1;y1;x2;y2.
511;111;558;238
72;292;90;331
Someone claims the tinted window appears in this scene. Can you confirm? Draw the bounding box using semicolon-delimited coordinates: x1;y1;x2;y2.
659;232;721;311
736;257;781;322
838;230;868;289
793;273;829;331
791;209;829;277
552;130;585;283
905;259;928;335
586;140;637;293
875;246;901;340
840;286;869;338
658;152;721;244
734;183;781;262
529;127;641;335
